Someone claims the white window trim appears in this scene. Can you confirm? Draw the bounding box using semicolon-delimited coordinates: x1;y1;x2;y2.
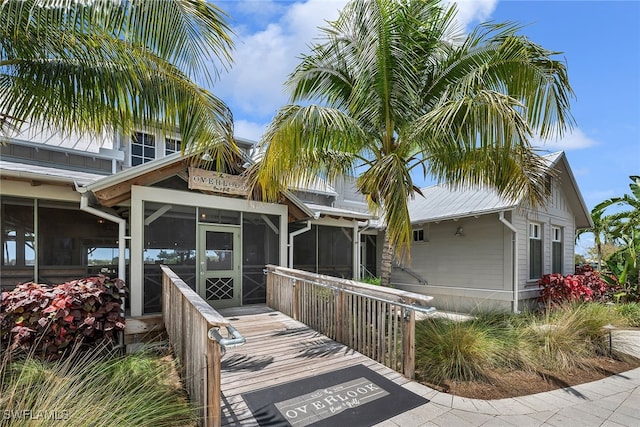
412;224;428;243
528;221;543;281
164;137;182;156
529;222;541;240
130;131;156;166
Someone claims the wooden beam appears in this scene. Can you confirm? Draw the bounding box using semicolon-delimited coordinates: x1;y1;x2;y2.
93;161;187;207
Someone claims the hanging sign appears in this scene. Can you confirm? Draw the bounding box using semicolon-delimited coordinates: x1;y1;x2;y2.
188;167;248;196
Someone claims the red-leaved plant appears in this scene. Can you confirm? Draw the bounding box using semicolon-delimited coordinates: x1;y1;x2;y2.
0;276;126;358
539;266;613;305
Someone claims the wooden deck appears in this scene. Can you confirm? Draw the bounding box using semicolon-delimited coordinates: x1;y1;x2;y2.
217;305;413;426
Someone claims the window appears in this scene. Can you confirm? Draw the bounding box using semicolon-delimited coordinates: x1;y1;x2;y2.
165;138;181;155
529;222;542;279
413;229;424;242
131;132;156;166
552;226;563;274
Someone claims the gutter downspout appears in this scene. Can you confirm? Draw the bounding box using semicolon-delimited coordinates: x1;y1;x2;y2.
288;220;313;269
499;211;519;313
76;186;127;284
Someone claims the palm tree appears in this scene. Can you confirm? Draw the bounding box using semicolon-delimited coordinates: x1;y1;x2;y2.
250;0;574;285
576;207;613;270
596;176;640;291
0;0;238;168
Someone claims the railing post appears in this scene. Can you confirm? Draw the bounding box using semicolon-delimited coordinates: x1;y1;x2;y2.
402;307;416;379
206;338;222;427
292;279;299;321
266;267;273;308
335;289;345;343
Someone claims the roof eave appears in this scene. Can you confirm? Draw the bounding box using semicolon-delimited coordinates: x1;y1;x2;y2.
410;206;517;225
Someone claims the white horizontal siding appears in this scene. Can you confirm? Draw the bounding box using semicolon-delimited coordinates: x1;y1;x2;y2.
394;215;506;291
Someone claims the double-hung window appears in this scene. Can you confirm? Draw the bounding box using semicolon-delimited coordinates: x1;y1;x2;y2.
529;222;542;279
552;226;563;274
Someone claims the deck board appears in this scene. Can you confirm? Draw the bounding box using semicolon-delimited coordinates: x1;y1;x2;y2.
218;306;408;426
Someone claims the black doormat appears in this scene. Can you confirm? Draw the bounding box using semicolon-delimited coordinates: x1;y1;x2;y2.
241;364;429;426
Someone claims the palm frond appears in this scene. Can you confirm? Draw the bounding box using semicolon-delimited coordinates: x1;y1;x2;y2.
0;0;235;153
251;104;367;202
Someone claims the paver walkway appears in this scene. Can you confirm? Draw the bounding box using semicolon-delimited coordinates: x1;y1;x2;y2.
377;329;640;427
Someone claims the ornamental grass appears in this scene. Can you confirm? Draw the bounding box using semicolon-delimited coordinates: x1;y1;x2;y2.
0;344;197;427
415;302;631;384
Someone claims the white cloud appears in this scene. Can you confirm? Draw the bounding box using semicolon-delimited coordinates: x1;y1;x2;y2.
218;0;501;137
533;128;599;151
234;119;267;142
217;0;348;121
451;0;499;30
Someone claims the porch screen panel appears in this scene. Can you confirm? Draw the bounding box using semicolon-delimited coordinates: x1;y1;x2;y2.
361;234;377;279
38;202;119;285
291;223;317;273
242;213;280;304
143;202;196;314
1;198;34;289
318;225;353;279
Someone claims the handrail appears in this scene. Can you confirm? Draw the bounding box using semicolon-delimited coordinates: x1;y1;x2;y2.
392;263;428;286
208;325;246;352
161;265;244;427
267;265;434;306
265;265;436;379
270;270;436;314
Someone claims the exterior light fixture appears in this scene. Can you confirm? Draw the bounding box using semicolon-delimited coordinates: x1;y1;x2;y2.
455;226;463;236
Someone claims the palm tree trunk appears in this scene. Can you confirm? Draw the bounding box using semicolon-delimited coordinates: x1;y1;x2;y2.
380;233;394;287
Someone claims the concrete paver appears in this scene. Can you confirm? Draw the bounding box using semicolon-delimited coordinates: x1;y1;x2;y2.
376;329;640;427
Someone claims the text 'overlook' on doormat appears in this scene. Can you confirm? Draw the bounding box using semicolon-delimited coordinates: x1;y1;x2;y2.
241;364;429;426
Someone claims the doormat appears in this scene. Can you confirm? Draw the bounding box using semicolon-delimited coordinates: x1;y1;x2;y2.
241;364;428;426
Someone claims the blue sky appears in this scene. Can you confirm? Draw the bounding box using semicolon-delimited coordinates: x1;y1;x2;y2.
212;0;640;254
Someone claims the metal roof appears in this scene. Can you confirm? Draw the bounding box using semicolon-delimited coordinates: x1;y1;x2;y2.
408;185;517;224
0;160;107;186
407;151;592;228
3;124;115;154
304;203;373;221
290;177;337;196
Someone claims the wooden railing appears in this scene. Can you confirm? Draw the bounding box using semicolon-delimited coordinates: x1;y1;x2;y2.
265;265;435;378
161;265;232;427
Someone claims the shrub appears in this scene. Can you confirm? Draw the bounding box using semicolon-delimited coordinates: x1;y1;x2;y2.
359;276;381;286
617;302;640;327
0;276;126;358
539;268;612;305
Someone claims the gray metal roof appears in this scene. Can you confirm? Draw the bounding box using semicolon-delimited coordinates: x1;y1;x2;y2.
0;160;107;186
3;123;115;154
304;203;373;221
290;177;337;196
407;151;592;227
408;185;517;224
